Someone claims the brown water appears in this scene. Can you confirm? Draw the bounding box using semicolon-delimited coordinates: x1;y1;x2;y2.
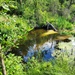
18;29;58;55
11;29;71;62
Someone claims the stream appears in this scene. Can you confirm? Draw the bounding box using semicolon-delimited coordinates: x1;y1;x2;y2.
11;29;75;62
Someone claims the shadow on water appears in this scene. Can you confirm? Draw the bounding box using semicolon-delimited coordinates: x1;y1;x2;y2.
11;29;71;62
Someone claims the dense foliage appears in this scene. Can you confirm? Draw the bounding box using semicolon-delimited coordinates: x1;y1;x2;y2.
0;0;75;75
3;52;75;75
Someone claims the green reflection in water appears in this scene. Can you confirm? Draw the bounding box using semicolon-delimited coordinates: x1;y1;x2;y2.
18;29;58;55
13;29;71;57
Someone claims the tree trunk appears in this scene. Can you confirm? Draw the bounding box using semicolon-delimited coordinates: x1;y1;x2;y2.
20;0;22;5
0;44;6;75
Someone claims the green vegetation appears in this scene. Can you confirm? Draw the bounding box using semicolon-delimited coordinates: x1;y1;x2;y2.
3;52;75;75
24;56;75;75
0;0;75;75
4;54;25;75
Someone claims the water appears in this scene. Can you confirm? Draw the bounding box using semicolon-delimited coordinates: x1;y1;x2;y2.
11;29;71;62
58;37;75;56
22;40;56;62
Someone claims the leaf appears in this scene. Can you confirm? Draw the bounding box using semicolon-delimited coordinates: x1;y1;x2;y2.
2;3;10;11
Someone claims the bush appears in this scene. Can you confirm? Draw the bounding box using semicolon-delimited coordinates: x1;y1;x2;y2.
4;54;25;75
24;54;75;75
56;17;72;30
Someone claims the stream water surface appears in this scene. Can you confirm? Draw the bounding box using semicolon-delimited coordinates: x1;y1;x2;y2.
12;29;75;62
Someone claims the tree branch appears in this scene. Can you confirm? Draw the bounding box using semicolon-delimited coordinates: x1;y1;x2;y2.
0;44;7;75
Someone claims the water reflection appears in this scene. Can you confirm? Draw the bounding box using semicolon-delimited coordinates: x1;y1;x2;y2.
18;29;57;62
12;29;71;62
22;39;56;62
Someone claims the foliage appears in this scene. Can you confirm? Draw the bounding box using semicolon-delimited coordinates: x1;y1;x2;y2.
4;54;25;75
0;65;3;75
23;53;75;75
1;45;73;74
55;17;73;32
0;0;75;75
1;51;75;75
0;14;32;52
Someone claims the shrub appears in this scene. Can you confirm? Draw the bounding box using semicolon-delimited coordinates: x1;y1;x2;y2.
24;54;75;75
4;54;25;75
55;17;73;31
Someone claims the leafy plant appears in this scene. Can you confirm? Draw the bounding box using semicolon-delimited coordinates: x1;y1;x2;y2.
4;54;25;75
23;53;75;75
